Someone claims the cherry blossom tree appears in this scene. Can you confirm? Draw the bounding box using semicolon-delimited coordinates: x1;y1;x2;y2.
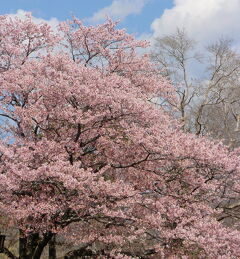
0;14;240;259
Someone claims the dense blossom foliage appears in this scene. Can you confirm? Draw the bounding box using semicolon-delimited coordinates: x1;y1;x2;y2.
0;14;240;258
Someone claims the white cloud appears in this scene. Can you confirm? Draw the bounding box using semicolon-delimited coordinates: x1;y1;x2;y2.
88;0;150;23
151;0;240;46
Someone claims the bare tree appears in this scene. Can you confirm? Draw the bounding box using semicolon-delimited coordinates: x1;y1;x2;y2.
152;30;240;147
152;29;202;131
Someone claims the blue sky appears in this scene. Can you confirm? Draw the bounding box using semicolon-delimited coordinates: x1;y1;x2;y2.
1;0;239;49
0;0;174;36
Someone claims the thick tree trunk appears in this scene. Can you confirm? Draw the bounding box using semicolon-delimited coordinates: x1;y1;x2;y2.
17;231;54;259
28;233;40;258
32;232;53;259
19;231;28;259
48;234;56;259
